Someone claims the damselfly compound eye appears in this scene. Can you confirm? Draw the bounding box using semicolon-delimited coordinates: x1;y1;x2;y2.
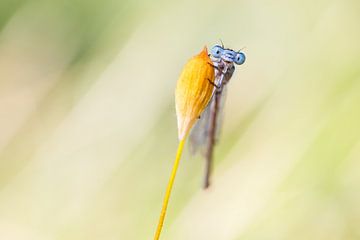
234;52;246;65
211;45;224;58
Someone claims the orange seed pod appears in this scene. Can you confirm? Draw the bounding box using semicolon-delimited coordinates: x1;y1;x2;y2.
175;47;215;140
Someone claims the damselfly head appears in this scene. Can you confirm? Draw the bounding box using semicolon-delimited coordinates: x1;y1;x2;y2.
210;45;246;65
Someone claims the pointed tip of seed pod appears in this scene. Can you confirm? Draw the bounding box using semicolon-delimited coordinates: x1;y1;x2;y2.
200;46;209;56
175;47;215;140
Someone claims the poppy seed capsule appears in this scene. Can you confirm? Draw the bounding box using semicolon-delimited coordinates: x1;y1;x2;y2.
175;47;215;140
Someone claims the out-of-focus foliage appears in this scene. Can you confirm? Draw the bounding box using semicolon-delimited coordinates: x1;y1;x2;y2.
0;0;359;239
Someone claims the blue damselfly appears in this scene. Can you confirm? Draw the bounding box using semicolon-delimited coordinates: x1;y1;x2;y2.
190;44;246;189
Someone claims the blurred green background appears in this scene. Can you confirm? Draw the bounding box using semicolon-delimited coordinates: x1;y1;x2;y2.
0;0;360;239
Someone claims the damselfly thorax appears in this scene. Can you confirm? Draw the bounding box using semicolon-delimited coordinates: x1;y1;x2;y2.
190;44;246;189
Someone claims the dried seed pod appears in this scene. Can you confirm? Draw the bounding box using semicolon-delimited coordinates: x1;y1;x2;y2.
175;47;215;140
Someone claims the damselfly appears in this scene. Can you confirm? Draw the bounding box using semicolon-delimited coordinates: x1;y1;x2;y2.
190;44;246;189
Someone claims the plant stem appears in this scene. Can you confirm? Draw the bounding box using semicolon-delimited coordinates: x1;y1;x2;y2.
153;138;186;240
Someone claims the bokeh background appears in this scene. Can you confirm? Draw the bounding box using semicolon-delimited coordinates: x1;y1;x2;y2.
1;0;360;239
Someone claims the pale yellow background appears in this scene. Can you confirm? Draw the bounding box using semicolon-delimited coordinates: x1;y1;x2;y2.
0;0;359;239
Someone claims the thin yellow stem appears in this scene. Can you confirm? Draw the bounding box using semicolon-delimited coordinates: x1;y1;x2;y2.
153;138;186;240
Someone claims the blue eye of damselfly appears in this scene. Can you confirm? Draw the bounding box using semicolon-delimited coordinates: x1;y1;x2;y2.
211;45;224;58
234;52;246;65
